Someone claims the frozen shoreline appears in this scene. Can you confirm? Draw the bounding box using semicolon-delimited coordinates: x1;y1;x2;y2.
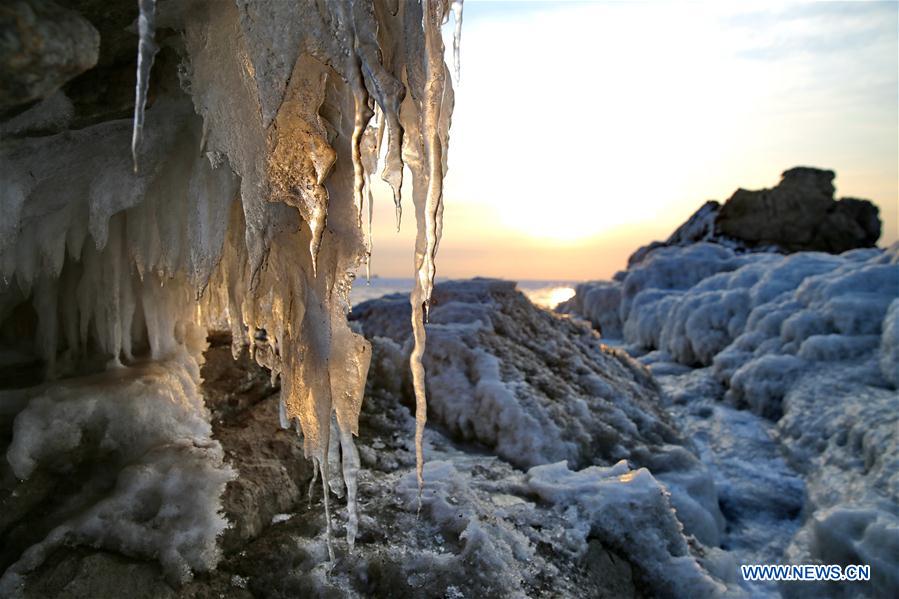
561;240;899;596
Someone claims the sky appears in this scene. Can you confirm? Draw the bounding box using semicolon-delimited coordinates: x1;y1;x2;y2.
364;0;899;281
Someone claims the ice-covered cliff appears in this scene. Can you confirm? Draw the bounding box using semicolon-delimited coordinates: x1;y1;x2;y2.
1;0;461;586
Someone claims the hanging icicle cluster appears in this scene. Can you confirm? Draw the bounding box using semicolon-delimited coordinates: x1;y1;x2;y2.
0;0;463;557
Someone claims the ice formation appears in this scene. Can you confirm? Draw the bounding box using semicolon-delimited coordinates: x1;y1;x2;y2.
354;280;727;548
343;280;742;596
1;0;462;580
131;0;158;173
562;242;899;593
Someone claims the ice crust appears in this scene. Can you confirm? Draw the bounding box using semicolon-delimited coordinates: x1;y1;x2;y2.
526;461;728;598
354;280;728;550
563;242;899;593
0;349;234;594
1;0;460;580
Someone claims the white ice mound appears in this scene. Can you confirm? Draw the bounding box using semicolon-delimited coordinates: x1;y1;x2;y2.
563;243;896;400
0;349;234;592
354;278;726;547
564;242;899;593
392;458;732;598
527;461;729;598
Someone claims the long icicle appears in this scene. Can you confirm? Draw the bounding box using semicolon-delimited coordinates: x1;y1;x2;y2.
409;0;450;496
421;0;447;320
131;0;158;174
364;110;384;284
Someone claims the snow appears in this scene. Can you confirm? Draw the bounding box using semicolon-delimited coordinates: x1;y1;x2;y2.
341;361;736;598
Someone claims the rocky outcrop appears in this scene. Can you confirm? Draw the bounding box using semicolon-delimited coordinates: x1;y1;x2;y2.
716;167;881;253
625;167;882;268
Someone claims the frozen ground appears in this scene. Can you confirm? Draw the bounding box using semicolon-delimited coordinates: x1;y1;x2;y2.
5;287;741;598
649;366;804;598
3;264;894;597
563;242;899;597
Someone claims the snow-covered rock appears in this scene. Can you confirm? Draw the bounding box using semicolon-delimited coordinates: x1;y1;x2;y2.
558;281;623;338
879;298;899;387
354;278;727;549
0;349;235;593
9;335;738;599
527;461;729;598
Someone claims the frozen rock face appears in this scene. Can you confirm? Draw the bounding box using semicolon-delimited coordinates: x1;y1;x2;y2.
2;0;459;583
353;279;727;549
563;235;899;594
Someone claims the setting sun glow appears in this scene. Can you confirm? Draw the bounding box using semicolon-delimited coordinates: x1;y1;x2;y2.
365;0;898;281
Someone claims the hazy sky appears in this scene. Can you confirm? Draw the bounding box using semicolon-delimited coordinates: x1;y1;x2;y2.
365;0;898;281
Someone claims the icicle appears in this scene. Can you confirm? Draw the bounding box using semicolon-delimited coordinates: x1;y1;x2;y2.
405;0;453;497
451;1;464;83
421;0;449;317
410;283;428;495
350;0;406;233
308;203;326;278
320;452;335;561
339;427;361;549
360;113;381;284
348;47;374;229
385;137;404;233
307;460;319;508
365;188;373;283
327;417;345;499
131;0;159;174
